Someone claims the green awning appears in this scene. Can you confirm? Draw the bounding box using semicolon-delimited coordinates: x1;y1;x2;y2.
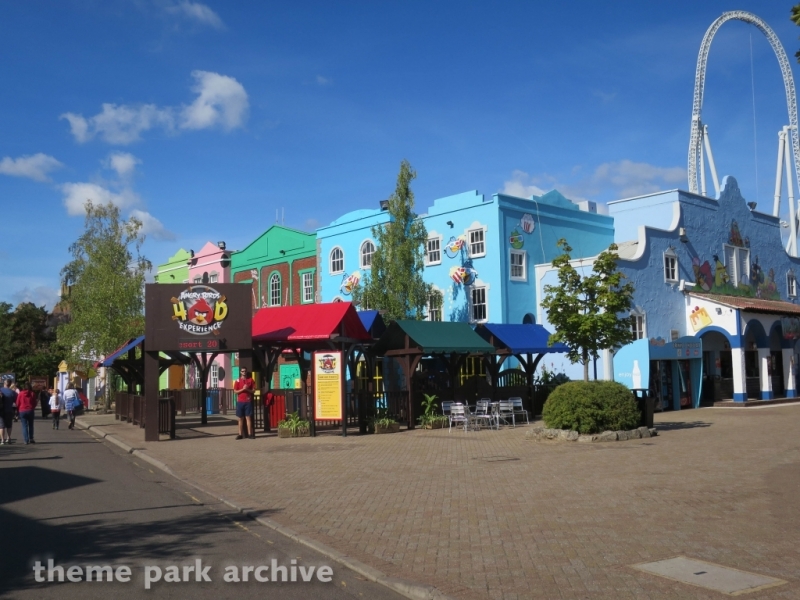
373;320;496;355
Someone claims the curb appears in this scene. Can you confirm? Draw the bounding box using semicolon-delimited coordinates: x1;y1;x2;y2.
75;418;453;600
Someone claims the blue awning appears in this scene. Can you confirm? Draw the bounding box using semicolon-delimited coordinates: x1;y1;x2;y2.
475;323;569;354
98;335;145;367
357;310;386;339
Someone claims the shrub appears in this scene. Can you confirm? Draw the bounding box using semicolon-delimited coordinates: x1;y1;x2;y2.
542;381;640;434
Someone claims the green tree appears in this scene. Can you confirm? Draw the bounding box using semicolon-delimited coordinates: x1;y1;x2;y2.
58;201;151;409
793;4;800;61
353;160;439;321
541;239;635;382
0;301;62;380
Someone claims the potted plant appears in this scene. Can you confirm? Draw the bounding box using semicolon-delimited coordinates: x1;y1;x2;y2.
373;409;400;434
418;393;445;429
277;411;311;438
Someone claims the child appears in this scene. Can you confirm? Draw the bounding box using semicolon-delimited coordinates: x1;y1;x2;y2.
49;388;64;430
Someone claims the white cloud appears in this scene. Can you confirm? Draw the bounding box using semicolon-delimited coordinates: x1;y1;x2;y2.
180;70;249;130
501;160;687;204
0;153;63;182
105;152;141;178
61;104;174;145
60;182;142;216
130;209;176;241
61;70;247;144
501;170;547;198
165;1;225;30
316;75;332;86
11;286;60;310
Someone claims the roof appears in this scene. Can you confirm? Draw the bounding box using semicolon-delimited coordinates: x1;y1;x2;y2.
373;320;496;355
690;293;800;316
97;335;145;368
475;323;569;354
251;302;372;344
357;310;387;339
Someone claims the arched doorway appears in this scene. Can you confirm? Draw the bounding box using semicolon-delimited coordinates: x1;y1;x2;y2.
769;322;786;397
699;330;732;404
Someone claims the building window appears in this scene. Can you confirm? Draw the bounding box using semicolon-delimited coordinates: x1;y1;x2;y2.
663;249;678;282
470;286;487;322
209;273;218;283
468;228;486;257
193;276;202;284
360;240;375;269
428;293;442;321
509;250;526;281
330;247;344;274
210;363;219;389
269;273;281;306
723;244;750;287
302;272;314;303
788;271;797;297
630;313;645;340
426;236;441;265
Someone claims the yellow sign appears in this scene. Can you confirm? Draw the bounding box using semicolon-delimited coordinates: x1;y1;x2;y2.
58;360;69;373
314;351;343;420
689;306;713;332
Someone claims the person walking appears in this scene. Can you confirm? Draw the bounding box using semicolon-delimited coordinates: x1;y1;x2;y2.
49;388;64;430
234;368;255;440
16;383;38;445
63;384;79;430
0;379;17;444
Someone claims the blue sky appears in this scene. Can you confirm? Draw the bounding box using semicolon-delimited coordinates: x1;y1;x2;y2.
1;0;799;309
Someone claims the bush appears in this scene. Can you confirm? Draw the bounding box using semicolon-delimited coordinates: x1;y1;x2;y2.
542;381;640;434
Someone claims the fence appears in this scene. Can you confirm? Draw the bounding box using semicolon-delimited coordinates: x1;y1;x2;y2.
114;391;175;438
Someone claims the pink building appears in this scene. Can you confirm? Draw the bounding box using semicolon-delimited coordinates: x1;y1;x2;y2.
188;241;233;389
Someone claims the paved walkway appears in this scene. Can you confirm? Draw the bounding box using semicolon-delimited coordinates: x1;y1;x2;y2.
79;407;800;599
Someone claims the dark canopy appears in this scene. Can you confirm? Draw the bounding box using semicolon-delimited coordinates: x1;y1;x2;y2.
373;320;495;355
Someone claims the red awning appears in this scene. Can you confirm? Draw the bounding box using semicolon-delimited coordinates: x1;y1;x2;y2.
251;302;372;344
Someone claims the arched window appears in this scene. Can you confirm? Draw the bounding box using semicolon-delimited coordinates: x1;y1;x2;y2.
360;241;375;269
269;273;281;306
522;313;535;325
330;247;344;274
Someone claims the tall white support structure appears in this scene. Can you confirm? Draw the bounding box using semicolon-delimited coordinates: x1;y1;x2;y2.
688;11;800;254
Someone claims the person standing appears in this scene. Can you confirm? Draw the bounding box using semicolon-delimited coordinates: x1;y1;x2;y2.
234;368;255;440
63;384;79;430
49;388;64;430
0;379;17;444
17;383;38;445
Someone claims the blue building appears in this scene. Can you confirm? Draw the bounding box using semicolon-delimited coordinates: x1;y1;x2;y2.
317;189;614;325
536;175;800;407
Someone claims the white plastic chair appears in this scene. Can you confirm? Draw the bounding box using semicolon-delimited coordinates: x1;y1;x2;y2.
497;400;516;428
509;397;529;425
448;403;469;432
441;401;454;419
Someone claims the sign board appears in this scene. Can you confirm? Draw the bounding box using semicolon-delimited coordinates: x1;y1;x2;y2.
313;350;343;420
145;284;252;352
30;377;48;391
0;372;14;383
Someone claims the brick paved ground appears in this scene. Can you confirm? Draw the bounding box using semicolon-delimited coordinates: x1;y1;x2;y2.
82;407;800;599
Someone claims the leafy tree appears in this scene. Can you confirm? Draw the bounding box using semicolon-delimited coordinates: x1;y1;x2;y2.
353;160;439;321
58;201;151;409
793;4;800;61
541;239;635;382
0;301;62;380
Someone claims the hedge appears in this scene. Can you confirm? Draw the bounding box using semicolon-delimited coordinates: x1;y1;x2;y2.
542;380;640;434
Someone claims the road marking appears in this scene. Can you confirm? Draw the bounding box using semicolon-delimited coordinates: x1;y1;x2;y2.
185;492;202;504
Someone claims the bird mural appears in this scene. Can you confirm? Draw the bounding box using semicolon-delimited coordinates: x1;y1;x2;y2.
713;254;729;288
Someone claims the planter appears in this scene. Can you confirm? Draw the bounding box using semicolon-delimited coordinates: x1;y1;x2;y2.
277;426;310;438
423;420;445;430
375;423;400;434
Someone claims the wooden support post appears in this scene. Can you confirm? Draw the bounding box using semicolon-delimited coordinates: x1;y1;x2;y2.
144;351;160;441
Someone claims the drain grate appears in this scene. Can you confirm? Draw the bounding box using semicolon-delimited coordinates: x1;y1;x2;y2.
632;556;787;595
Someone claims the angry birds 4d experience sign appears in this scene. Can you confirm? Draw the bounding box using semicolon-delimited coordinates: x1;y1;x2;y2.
145;283;252;352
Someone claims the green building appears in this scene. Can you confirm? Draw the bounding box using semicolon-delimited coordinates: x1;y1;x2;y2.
154;248;191;284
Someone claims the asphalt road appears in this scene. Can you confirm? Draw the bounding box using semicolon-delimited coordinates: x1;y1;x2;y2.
0;415;406;600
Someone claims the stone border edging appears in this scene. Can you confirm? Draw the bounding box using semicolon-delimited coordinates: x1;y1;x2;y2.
526;425;658;443
75;418;453;600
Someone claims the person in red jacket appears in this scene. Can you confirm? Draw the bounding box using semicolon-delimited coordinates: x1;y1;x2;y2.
233;368;255;440
16;382;38;445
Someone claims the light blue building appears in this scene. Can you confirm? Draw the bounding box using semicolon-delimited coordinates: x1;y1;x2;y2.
536;175;800;407
316;189;614;326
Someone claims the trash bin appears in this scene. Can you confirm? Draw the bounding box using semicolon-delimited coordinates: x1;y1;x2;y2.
632;388;653;429
206;389;220;415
